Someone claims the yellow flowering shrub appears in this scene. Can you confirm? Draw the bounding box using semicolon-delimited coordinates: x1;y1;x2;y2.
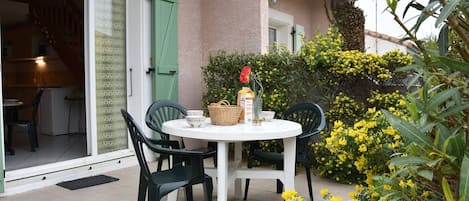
299;28;412;89
327;50;391;81
326;93;364;124
381;50;413;71
367;91;406;110
315;93;408;184
353;175;430;201
300;27;343;70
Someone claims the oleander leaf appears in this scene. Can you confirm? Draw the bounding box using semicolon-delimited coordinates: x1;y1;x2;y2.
460;156;469;201
383;110;433;148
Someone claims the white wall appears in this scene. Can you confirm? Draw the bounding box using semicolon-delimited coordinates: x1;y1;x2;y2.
358;0;438;39
365;35;407;54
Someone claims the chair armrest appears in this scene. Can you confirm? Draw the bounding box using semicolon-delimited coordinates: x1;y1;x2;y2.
297;130;321;140
189;147;217;157
147;139;180;149
145;141;207;157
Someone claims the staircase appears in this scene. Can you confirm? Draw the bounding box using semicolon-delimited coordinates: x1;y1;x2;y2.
28;0;84;84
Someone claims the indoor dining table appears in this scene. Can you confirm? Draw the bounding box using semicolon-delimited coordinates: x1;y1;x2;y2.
162;118;302;201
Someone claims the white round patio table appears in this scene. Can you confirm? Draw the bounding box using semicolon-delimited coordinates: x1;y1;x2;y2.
162;118;302;201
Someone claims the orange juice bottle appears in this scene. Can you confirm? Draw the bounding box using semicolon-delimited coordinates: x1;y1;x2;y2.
237;87;255;123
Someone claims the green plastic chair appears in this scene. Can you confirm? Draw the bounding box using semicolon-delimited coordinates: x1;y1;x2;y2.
145;100;217;171
243;102;326;201
122;109;214;201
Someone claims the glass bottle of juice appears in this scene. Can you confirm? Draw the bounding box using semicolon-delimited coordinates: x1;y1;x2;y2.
237;87;255;124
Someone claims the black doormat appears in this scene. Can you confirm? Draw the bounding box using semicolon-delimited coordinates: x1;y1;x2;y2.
57;175;119;190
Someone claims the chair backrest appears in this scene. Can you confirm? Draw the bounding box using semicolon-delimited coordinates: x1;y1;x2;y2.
281;102;325;139
122;109;206;184
145;100;187;141
282;102;326;165
121;109;156;181
31;89;45;121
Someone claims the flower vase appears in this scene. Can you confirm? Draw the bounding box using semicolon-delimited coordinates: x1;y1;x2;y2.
253;96;262;126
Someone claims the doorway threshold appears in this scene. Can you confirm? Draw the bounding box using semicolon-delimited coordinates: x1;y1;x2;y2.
3;150;136;196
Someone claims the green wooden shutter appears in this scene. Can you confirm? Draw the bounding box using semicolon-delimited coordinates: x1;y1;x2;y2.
152;0;178;101
294;24;305;53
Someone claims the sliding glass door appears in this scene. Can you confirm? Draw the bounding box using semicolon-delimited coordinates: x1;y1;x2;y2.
94;0;128;154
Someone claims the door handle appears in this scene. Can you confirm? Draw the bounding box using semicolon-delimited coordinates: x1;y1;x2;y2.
128;68;133;97
146;67;155;74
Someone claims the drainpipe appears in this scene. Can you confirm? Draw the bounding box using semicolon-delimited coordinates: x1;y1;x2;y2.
291;26;296;52
375;0;378;54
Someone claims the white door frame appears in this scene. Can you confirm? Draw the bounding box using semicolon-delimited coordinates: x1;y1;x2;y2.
0;18;6;193
1;0;148;195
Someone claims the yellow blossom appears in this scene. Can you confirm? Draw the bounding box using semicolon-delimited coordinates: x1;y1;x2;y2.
339;138;347;146
320;188;329;196
349;191;357;198
399;180;407;188
281;190;297;200
333;120;344;128
398;99;406;106
330;196;343;201
406;180;415;188
355;185;364;191
358;144;367;152
422;191;431;198
383;184;392;190
338;154;347;162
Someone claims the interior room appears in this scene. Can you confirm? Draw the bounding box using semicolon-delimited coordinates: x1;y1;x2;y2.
1;0;87;170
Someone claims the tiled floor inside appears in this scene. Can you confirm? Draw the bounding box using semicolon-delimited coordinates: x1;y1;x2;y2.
4;130;87;170
1;161;355;201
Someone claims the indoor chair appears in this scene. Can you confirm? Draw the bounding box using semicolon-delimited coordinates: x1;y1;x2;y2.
121;109;214;201
6;88;44;152
243;102;326;201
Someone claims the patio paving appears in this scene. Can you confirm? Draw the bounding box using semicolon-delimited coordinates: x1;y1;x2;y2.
1;162;354;201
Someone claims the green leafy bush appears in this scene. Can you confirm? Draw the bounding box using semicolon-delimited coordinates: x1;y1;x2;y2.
351;1;469;200
202;49;314;116
201;29;413;181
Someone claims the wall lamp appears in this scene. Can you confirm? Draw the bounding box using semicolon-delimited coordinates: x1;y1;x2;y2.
35;56;46;67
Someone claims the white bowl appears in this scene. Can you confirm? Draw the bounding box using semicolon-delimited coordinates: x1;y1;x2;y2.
187;110;204;117
261;111;275;121
186;116;206;128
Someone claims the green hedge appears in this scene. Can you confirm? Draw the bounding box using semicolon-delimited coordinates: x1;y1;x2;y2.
202;49;317;117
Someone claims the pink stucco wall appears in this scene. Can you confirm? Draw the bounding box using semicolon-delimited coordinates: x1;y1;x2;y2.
200;0;265;56
178;0;266;109
178;0;204;110
270;0;331;39
178;0;330;109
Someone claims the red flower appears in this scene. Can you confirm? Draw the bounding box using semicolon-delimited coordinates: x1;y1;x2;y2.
240;65;251;84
